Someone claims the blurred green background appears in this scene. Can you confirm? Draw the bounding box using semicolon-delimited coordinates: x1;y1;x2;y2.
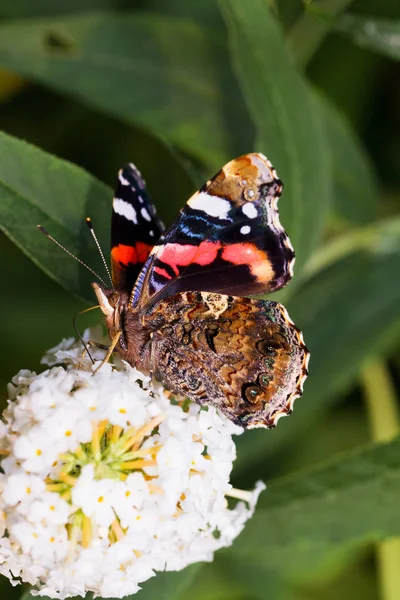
0;0;399;599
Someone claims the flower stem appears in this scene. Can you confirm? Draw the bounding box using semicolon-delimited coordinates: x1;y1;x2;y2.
362;359;400;600
363;360;399;442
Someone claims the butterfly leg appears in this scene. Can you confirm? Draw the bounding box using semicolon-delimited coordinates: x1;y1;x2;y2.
93;331;122;373
79;340;110;366
147;332;158;392
89;341;109;351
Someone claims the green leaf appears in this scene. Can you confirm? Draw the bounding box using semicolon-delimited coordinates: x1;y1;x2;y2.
175;556;289;600
138;0;224;28
230;436;400;574
0;233;87;393
136;565;202;600
211;555;289;600
0;13;252;169
220;0;332;273
317;93;378;225
0;130;111;303
287;0;353;67
335;14;400;61
234;219;400;471
274;0;304;32
0;0;223;23
348;0;400;20
0;577;21;600
0;0;120;18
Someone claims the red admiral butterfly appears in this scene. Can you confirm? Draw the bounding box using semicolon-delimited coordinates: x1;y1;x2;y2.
92;153;309;429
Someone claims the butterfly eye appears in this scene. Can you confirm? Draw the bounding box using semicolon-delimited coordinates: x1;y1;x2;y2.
108;292;120;308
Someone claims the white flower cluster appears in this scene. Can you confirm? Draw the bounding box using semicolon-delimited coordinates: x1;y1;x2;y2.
0;332;265;599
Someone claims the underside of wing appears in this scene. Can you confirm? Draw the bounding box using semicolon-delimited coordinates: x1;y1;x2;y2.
145;292;309;429
134;153;295;310
111;164;164;292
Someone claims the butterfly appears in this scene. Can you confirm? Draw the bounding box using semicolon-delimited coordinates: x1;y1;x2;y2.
92;153;309;428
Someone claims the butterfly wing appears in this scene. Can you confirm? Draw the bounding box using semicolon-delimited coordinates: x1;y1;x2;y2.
133;153;295;310
111;164;164;291
145;291;309;429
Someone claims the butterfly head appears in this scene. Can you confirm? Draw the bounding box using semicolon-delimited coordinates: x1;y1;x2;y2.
92;283;129;348
92;281;153;372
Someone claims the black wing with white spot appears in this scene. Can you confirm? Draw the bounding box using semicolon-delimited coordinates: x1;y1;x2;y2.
132;153;295;310
111;164;164;292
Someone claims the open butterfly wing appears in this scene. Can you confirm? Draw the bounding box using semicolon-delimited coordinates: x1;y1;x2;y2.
111;164;164;291
133;153;295;310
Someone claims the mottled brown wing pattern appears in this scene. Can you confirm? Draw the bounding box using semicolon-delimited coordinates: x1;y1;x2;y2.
144;291;309;429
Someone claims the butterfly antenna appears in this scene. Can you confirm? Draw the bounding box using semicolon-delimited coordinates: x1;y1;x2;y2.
72;305;101;365
37;225;108;287
86;217;113;287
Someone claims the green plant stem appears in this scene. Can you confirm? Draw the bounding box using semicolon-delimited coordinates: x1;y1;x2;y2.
362;360;400;600
363;360;399;442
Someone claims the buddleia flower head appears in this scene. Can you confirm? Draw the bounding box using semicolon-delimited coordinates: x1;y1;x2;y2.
0;331;265;598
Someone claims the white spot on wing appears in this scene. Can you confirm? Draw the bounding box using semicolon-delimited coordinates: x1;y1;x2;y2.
113;198;137;224
240;225;251;235
242;203;258;219
141;207;151;222
188;191;231;219
289;255;296;277
149;230;154;237
118;171;130;186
